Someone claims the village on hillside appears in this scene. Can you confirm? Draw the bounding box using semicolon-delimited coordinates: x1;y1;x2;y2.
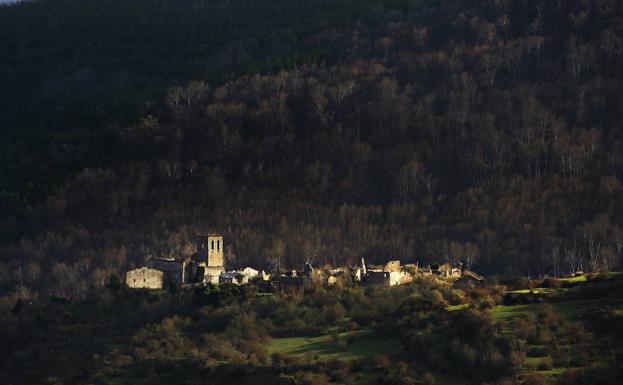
125;234;485;291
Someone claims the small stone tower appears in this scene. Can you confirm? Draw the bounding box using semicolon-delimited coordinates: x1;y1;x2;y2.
195;234;224;267
207;235;224;267
196;234;225;284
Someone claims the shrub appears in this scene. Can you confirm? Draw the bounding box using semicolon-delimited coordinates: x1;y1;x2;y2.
493;275;530;290
527;346;548;357
477;295;497;309
522;373;548;385
541;278;562;289
240;340;269;364
294;371;329;385
569;349;590;367
514;316;536;340
420;372;436;385
552;349;570;367
371;355;391;370
272;352;302;366
536;329;553;344
323;304;345;325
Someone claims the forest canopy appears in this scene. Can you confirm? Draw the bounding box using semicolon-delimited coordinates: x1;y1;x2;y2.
1;0;623;300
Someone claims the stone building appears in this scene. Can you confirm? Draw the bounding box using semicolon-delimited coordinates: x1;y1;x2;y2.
326;266;358;287
365;270;413;286
195;234;225;284
430;263;463;278
219;272;244;285
276;275;314;290
361;258;413;286
383;260;402;272
147;256;193;285
126;267;164;289
217;267;259;285
126;233;228;288
260;270;271;281
275;263;317;290
241;267;259;280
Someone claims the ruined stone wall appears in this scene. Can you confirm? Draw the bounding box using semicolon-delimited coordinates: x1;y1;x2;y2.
364;270;412;286
388;271;413;286
126;267;164;289
383;260;401;272
366;271;390;285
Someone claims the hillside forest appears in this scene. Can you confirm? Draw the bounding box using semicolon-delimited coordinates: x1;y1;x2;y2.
1;0;623;302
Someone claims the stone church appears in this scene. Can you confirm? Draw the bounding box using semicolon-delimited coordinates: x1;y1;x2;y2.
125;234;226;288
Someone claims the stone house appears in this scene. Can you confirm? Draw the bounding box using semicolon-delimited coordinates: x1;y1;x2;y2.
217;267;261;285
429;263;463;278
241;267;259;281
275;263;317;290
125;267;164;289
326;271;350;287
276;275;314;290
219;272;245;285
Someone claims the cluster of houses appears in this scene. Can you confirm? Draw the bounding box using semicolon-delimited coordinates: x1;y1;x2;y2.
125;235;481;290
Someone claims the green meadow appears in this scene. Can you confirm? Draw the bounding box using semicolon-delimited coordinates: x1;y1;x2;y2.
269;330;397;361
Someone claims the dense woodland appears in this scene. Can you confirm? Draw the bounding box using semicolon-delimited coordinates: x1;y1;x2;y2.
2;0;623;302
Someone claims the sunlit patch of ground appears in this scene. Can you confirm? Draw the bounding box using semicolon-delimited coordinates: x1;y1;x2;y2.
268;330;396;361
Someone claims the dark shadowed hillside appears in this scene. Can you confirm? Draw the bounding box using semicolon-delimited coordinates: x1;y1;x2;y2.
1;0;623;301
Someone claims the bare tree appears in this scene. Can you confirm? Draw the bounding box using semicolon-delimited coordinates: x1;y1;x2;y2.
582;220;607;272
613;226;623;269
464;243;480;271
549;243;560;277
268;239;286;273
564;239;583;275
91;267;110;289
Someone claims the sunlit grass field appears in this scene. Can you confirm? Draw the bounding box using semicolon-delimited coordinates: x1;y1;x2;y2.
269;329;469;385
490;272;623;380
268;330;397;361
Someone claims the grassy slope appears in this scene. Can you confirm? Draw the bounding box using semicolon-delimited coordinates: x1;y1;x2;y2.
489;300;610;321
268;330;396;361
269;328;468;384
491;273;623;379
267;276;623;384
